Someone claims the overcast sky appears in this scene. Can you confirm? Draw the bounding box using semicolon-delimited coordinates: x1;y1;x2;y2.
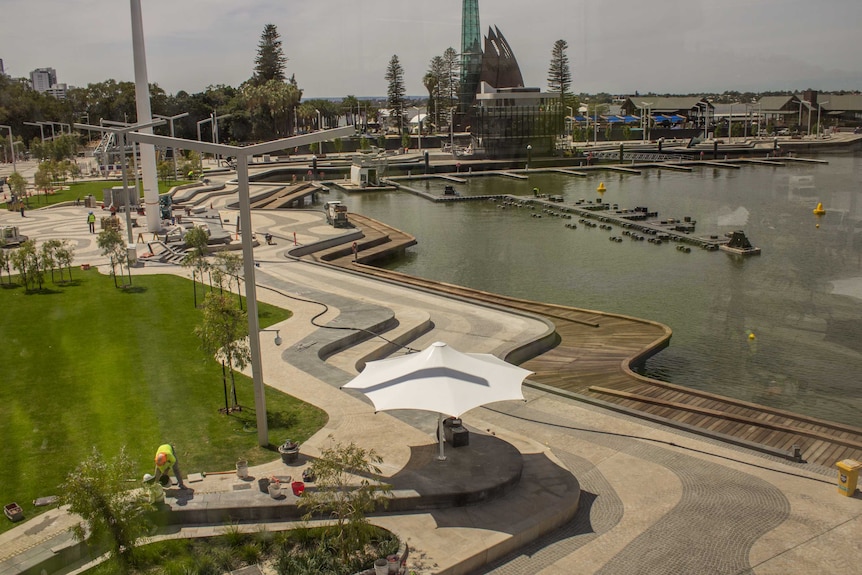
2;0;861;98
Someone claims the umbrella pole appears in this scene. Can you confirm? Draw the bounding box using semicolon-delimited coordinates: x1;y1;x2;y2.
437;413;447;461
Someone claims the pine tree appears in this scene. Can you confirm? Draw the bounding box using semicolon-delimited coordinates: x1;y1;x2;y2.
547;39;572;108
385;55;406;133
253;23;287;85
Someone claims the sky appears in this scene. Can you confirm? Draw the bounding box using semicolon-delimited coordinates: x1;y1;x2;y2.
2;0;861;98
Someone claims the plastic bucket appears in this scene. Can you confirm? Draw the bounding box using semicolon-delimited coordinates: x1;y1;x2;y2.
291;481;305;496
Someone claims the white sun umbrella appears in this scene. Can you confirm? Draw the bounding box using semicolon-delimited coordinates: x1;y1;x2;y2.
342;341;533;459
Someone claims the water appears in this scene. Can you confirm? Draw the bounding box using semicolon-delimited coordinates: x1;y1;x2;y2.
320;155;862;426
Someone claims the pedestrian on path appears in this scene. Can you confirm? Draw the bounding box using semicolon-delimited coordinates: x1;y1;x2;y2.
87;211;96;233
149;443;186;489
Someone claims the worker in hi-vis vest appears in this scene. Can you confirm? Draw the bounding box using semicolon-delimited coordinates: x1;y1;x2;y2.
147;444;185;489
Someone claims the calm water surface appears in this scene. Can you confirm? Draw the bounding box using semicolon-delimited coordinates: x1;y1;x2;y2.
324;154;862;426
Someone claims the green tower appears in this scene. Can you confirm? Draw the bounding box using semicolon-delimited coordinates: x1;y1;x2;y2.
459;0;482;121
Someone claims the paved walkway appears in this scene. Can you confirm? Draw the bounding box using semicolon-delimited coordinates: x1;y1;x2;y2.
0;167;860;575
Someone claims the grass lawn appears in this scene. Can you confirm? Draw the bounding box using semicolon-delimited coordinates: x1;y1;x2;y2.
6;179;193;210
0;269;327;532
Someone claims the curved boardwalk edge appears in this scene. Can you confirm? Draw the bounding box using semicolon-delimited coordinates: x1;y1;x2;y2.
288;213;862;469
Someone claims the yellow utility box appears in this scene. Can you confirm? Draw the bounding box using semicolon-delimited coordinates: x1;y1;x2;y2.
835;459;862;497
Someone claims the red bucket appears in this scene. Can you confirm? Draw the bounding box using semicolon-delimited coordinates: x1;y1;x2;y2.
291;481;305;496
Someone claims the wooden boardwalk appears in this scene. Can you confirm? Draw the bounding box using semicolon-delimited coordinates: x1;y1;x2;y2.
296;216;862;468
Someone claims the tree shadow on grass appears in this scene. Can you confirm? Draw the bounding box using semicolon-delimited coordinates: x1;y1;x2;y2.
23;287;64;296
120;285;148;294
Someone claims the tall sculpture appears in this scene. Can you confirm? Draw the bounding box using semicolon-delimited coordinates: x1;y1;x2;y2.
479;27;525;90
459;0;483;118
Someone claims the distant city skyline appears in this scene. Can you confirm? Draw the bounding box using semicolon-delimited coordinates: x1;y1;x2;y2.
1;0;860;98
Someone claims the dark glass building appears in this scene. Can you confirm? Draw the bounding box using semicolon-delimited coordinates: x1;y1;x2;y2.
457;2;562;159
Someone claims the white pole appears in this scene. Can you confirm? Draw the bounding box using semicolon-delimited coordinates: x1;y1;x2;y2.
120;133;134;244
129;0;160;233
729;104;733;144
437;413;446;461
0;126;15;173
236;154;269;447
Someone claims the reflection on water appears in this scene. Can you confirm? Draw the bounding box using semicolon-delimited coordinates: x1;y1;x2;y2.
319;155;862;425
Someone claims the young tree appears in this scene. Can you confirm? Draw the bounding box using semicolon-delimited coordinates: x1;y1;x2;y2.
7;171;27;199
212;251;243;309
385;55;406;134
60;447;153;570
55;240;75;282
40;239;62;283
195;292;250;413
181;226;211;307
547;39;572;112
297;439;392;565
252;24;287;86
97;226;129;288
10;240;43;291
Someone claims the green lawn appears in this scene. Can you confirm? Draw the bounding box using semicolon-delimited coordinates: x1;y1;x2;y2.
6;179;193;210
0;270;327;531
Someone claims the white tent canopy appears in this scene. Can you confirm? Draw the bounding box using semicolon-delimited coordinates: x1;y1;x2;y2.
342;341;532;459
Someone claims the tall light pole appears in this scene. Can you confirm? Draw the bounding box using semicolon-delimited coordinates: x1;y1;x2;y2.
213;112;231;164
449;105;457;153
23;122;45;141
565;106;573;139
154;112;189;179
728;103;734;143
584;99;590;143
196;117;211;142
817;101;830;138
125;126;355;447
410;106;422;151
0;125;16;172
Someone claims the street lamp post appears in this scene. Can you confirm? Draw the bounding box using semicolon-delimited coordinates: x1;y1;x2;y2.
728;103;734;143
526;144;532;170
121;125;355;447
23;122;45;141
566;106;573;140
154;112;189;179
213;112;231;165
817;101;830;138
410;106;422;152
0;125;16;172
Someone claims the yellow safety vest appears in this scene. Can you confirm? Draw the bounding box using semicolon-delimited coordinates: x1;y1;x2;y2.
155;444;176;472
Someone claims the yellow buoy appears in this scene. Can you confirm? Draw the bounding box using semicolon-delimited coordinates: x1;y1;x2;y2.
597;182;606;194
748;333;756;340
813;202;825;216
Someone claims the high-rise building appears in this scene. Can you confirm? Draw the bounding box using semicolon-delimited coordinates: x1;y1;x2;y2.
0;59;5;76
459;0;483;118
30;67;58;93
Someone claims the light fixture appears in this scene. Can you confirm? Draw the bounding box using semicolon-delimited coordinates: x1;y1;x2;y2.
261;328;282;346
